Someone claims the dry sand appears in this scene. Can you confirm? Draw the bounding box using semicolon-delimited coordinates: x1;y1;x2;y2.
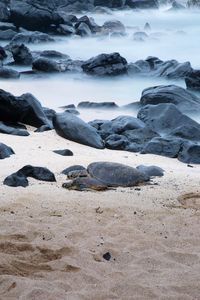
0;129;200;299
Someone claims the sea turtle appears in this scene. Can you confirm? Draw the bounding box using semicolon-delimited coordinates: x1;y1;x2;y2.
62;177;108;191
87;162;150;187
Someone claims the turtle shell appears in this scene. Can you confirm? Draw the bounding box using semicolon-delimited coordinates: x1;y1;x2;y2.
87;162;149;187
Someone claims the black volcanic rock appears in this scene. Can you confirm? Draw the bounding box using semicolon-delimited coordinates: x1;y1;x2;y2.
141;136;184;158
125;0;159;9
81;53;128;76
4;165;56;187
185;70;200;91
140;85;200;114
0;89;50;128
0;3;10;22
0;121;29;136
78;101;118;109
11;31;54;44
178;142;200;164
0;142;14;159
53;112;104;149
0;67;20;79
137;103;200;140
94;0;125;8
11;44;32;65
53;149;74;156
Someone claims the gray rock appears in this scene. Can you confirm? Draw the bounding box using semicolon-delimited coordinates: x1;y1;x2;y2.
53;112;105;149
81;52;128;76
140;85;200;114
137;103;200;139
0;142;15;159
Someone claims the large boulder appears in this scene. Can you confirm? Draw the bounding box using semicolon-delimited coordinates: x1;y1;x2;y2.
0;89;51;128
9;0;58;31
141;136;184;158
140;85;200;114
138;103;200;141
81;53;128;76
98;115;145;139
53;112;105;149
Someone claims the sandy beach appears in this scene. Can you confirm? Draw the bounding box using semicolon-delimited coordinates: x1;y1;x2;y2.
0;129;200;299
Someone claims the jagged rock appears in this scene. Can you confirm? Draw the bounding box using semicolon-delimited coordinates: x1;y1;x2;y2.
140;85;200;114
81;52;128;76
11;44;32;65
185;70;200;91
0;89;50;128
76;22;92;37
105;134;129;150
98;116;145;139
57;24;75;35
78;101;118;109
0;46;7;60
138;103;200;140
123;127;159;152
141;136;184;158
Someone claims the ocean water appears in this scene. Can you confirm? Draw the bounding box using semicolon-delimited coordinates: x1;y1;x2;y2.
1;7;200;121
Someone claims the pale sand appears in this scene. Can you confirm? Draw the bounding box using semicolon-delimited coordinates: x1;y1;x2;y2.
0;130;200;299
